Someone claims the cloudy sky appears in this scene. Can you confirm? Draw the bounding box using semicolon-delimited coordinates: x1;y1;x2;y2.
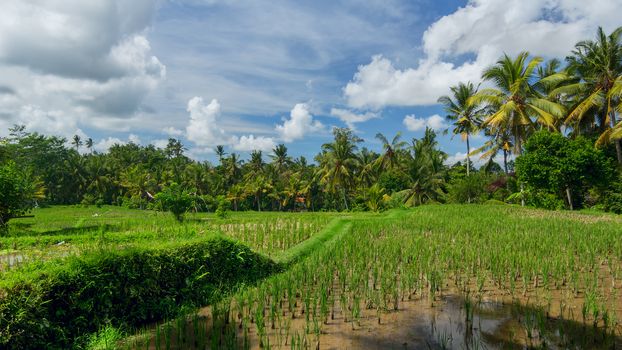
1;0;621;164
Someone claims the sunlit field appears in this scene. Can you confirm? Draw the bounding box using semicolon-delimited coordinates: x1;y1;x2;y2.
2;205;621;349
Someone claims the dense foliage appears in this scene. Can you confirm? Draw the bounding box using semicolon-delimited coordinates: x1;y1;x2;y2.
0;236;278;349
516;131;615;209
0;161;40;229
1;27;622;214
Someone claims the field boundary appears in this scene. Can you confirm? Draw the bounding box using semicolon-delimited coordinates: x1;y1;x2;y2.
275;216;351;266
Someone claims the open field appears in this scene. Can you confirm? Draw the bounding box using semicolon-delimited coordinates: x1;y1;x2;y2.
2;205;622;349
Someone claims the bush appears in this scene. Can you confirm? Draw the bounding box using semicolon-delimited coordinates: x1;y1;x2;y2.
215;195;230;219
154;183;194;222
0;237;278;349
447;172;488;204
0;161;39;231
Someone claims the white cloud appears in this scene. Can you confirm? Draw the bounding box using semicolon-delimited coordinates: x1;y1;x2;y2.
183;96;276;153
185;97;232;146
163;126;183;136
0;0;164;136
151;138;169;149
232;135;276;152
403;114;446;132
330;108;378;129
93;133;145;152
445;150;509;168
128;133;141;144
275;103;323;142
94;137;126;153
344;0;622;109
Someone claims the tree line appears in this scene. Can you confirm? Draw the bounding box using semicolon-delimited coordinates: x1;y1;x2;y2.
1;26;622;225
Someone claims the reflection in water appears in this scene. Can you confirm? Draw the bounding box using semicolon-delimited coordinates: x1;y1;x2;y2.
132;293;621;349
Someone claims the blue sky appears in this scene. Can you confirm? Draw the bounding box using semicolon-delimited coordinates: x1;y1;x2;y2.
1;0;621;164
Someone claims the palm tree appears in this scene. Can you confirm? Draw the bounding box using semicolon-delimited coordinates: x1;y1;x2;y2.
471;129;513;175
245;175;271;211
316;128;361;210
475;52;566;155
227;184;245;211
557;27;622;163
248;150;264;176
401;128;446;206
357;147;379;187
438;82;483;176
215;145;227;165
374;132;407;172
224;153;243;185
270;144;292;174
85;138;94;154
72;135;83;152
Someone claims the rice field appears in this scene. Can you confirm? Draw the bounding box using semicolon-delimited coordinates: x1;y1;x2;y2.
0;206;338;271
2;205;622;349
123;205;622;349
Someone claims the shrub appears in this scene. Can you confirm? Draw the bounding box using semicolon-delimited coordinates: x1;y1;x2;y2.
0;161;40;231
0;237;278;349
154;183;194;222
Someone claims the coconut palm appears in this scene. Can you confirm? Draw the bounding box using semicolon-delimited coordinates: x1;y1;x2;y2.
224;153;243;185
471;129;514;175
270;144;292;174
400;128;446;206
475;52;566;155
438;82;483;176
374;132;407;172
245;175;271;211
227;184;244;211
316;128;361;210
248;150;264;176
85;138;94;153
215;145;227;164
556;27;622;163
71;135;83;152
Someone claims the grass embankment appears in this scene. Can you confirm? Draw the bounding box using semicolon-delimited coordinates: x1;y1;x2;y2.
0;208;352;350
130;205;622;349
0;235;277;350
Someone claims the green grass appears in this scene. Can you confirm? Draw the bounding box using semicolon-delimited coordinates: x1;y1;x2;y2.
3;204;622;349
129;204;622;349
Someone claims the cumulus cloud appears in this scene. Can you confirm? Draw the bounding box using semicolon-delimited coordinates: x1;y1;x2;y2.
232;135;276;152
275;103;323;142
330;108;379;129
183;96;276;152
94;137;126;153
403;114;446;132
344;0;622;108
0;0;164;136
185;97;231;146
163;126;183;136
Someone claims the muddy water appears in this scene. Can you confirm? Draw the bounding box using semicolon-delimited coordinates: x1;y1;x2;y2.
134;292;620;349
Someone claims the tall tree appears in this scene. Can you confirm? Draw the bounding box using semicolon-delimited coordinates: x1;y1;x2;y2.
374;132;407;172
475;52;565;155
438;82;483;176
558;26;622;163
72;135;83;152
316;128;361;210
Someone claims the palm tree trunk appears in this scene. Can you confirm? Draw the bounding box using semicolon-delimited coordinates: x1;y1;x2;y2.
609;110;622;164
515;129;525;207
503;150;508;175
565;186;573;210
256;194;261;212
342;187;349;211
466;134;470;177
466;134;471;204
